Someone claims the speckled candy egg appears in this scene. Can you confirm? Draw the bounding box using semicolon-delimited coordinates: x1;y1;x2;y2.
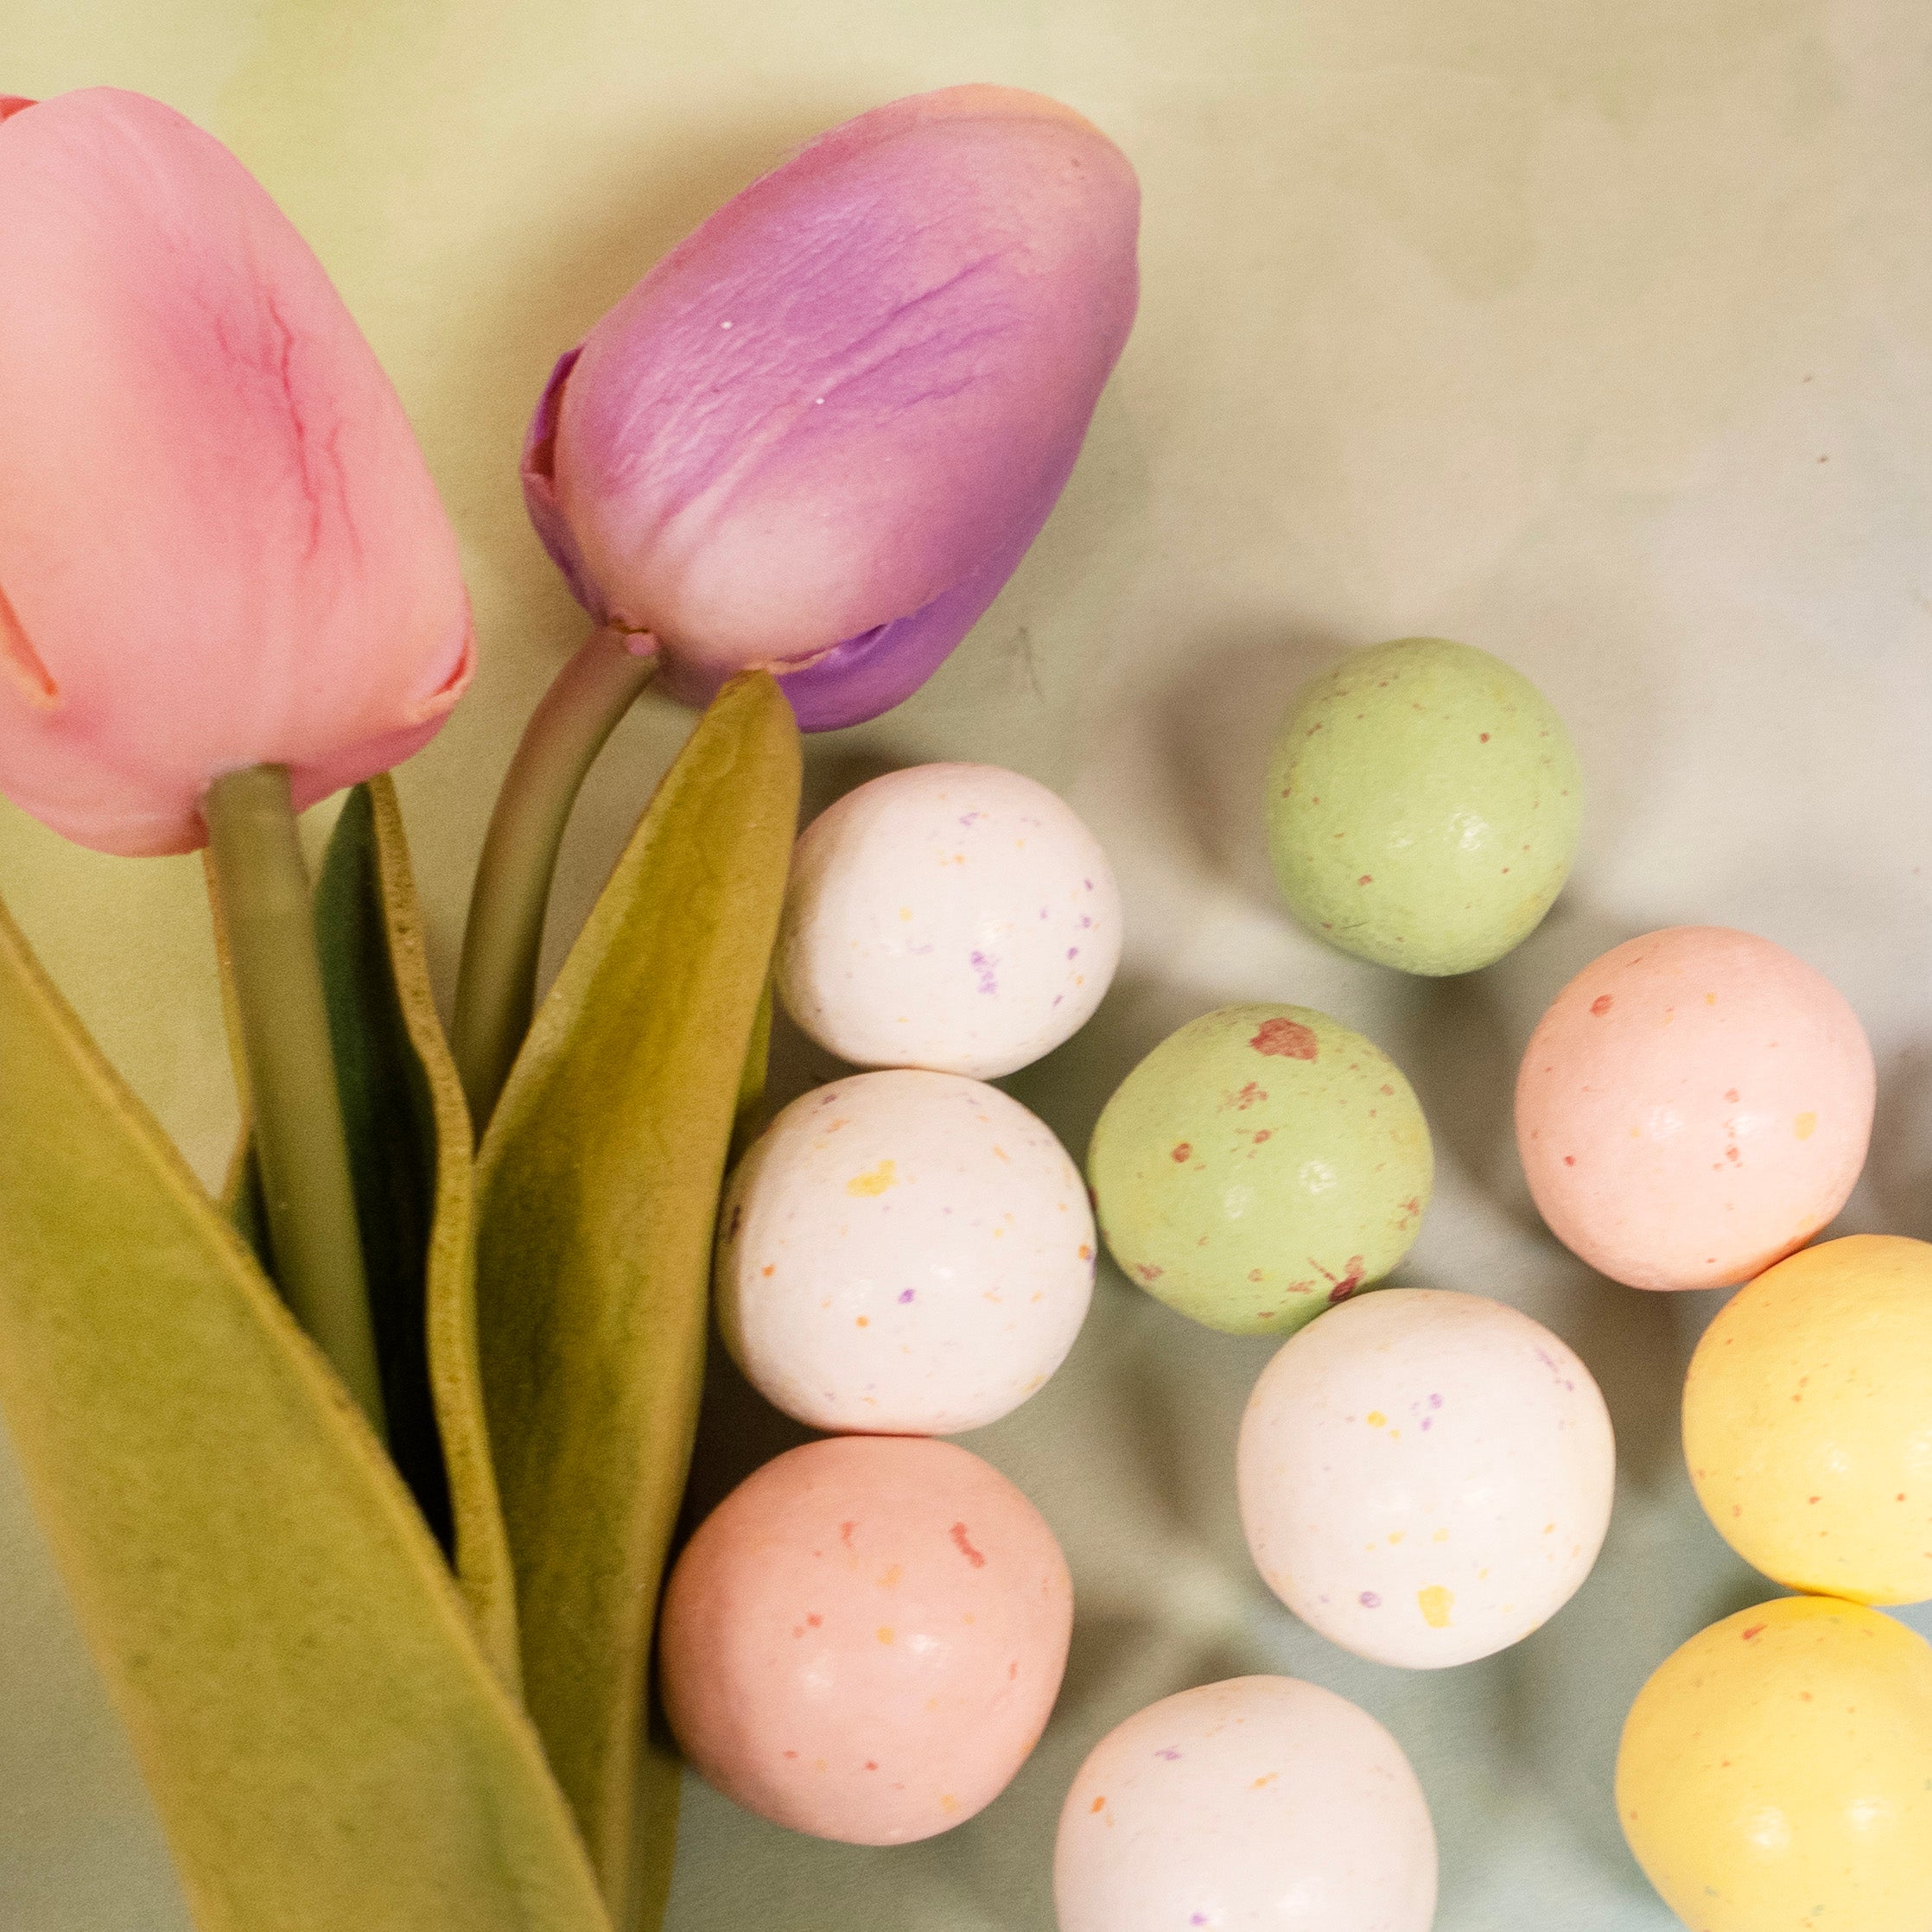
1236;1289;1615;1668
1684;1234;1932;1605
775;762;1122;1079
660;1435;1072;1846
1516;926;1874;1291
717;1070;1095;1433
1617;1596;1932;1932
1086;1004;1432;1336
1267;638;1582;976
1055;1675;1437;1932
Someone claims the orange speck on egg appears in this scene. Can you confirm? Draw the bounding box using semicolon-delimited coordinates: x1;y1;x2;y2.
1090;1795;1107;1814
876;1627;894;1644
1794;1111;1818;1140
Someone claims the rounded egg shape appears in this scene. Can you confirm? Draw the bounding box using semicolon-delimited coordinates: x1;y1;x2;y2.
660;1435;1073;1846
1684;1233;1932;1605
1055;1675;1437;1932
1237;1288;1615;1668
1086;1003;1432;1336
1516;926;1873;1290
717;1070;1095;1434
1266;637;1582;976
775;761;1122;1080
1616;1596;1932;1932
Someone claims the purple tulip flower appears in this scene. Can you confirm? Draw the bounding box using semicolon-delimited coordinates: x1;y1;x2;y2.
519;84;1140;729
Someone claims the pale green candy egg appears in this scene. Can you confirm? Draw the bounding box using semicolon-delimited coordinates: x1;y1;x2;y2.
1267;639;1581;976
1086;1004;1432;1336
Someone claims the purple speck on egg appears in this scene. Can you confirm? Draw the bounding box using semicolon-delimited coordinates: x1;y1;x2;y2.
969;949;999;995
1420;1418;1432;1431
1066;947;1079;961
899;1289;916;1304
1192;1916;1209;1927
1155;1748;1181;1761
1429;1392;1443;1408
1359;1591;1382;1608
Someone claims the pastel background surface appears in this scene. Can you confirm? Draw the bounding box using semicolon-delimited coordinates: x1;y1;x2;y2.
3;1;1930;1926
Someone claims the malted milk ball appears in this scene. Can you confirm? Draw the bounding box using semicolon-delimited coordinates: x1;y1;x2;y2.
718;1070;1096;1433
660;1436;1073;1846
1516;925;1874;1290
1087;1003;1432;1336
1267;638;1582;976
775;761;1122;1079
1055;1675;1437;1932
1237;1288;1616;1668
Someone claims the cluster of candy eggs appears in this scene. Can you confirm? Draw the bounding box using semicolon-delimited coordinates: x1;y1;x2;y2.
660;763;1121;1843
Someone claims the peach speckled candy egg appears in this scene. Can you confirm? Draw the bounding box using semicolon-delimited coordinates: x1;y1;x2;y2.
1054;1675;1437;1932
775;762;1122;1080
1236;1289;1615;1668
1516;926;1873;1291
716;1070;1096;1433
660;1435;1072;1846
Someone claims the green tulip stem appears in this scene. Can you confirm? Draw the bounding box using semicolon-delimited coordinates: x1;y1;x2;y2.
201;765;388;1441
452;626;660;1132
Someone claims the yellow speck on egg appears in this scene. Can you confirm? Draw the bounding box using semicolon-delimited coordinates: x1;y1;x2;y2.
1366;1411;1387;1428
1388;1531;1405;1544
1794;1111;1818;1140
876;1627;894;1644
941;1794;960;1812
1417;1586;1455;1629
847;1160;897;1197
1433;1528;1451;1542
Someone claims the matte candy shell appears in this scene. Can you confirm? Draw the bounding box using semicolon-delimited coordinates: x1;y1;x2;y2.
1616;1596;1932;1932
1055;1675;1437;1932
776;763;1121;1079
659;1436;1071;1845
1266;638;1582;976
1685;1234;1932;1605
1516;926;1873;1290
1237;1289;1615;1668
1087;1004;1432;1336
717;1070;1096;1434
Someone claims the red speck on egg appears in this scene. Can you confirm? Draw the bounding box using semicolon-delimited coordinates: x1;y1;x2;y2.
1172;1142;1192;1163
950;1522;987;1568
1250;1018;1319;1060
1590;995;1613;1017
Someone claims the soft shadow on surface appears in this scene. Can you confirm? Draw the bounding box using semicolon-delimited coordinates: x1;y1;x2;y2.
1155;623;1350;906
1867;1035;1932;1243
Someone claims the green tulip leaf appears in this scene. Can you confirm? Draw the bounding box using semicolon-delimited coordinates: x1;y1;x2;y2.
475;671;801;1930
211;779;520;1690
0;893;611;1932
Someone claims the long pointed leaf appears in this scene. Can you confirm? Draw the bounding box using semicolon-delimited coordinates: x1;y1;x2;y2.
210;782;520;1688
475;672;801;1929
0;894;610;1932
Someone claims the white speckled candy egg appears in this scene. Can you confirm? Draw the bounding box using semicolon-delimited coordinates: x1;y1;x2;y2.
717;1069;1096;1434
1237;1289;1615;1669
775;762;1122;1079
1054;1675;1437;1932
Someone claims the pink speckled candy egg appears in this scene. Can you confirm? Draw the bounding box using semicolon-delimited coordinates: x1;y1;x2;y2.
717;1070;1096;1433
775;762;1122;1079
1516;927;1874;1290
1237;1289;1615;1669
659;1436;1072;1845
1054;1675;1437;1932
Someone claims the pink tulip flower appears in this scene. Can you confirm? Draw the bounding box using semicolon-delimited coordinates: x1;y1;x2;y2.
0;87;473;857
520;84;1139;730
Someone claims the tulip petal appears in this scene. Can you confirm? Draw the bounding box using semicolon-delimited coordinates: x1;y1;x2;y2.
535;85;1137;729
0;89;472;855
519;347;607;620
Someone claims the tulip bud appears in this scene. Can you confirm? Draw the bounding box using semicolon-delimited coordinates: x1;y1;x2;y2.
0;88;473;857
520;84;1139;730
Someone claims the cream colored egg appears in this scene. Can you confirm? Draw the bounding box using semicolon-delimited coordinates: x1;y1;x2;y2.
775;762;1122;1080
717;1070;1096;1433
1055;1675;1437;1932
1237;1289;1615;1668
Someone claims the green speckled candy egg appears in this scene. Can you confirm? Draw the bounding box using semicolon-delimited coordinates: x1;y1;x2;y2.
1267;639;1582;976
1087;1004;1432;1336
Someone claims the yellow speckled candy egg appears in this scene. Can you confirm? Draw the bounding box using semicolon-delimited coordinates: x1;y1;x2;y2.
1685;1235;1932;1605
1616;1595;1932;1932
